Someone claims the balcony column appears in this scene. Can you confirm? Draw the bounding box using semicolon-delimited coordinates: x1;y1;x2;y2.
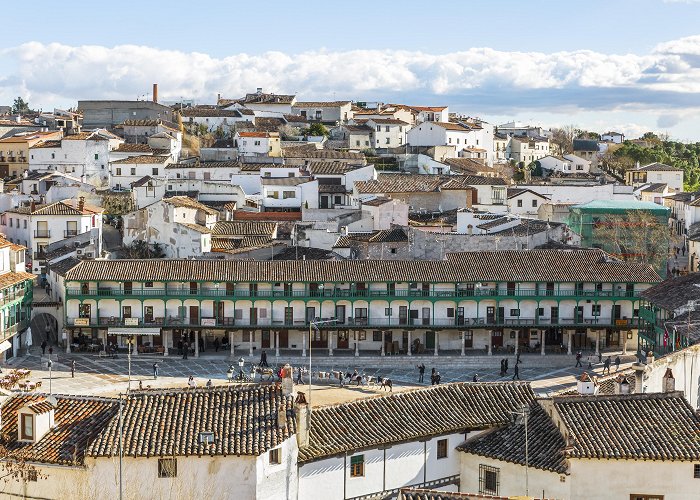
514;330;519;357
275;330;280;358
407;330;412;356
249;332;254;358
487;331;492;356
567;330;573;355
540;330;545;356
381;335;385;357
302;331;306;357
461;332;465;356
328;330;333;357
229;330;235;359
354;336;359;357
194;332;199;358
622;331;628;355
434;331;438;356
595;330;600;356
162;330;169;356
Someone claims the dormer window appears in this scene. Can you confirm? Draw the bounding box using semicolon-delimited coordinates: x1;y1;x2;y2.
20;413;33;440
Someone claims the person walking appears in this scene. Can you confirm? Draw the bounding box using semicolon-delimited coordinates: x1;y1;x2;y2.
417;363;425;383
575;351;583;367
512;363;520;380
71;360;76;378
472;373;479;382
499;359;505;377
516;352;521;365
260;350;268;368
435;371;441;385
48;347;53;359
504;359;509;374
597;351;602;364
214;337;220;353
177;340;183;356
614;355;621;372
41;340;47;356
296;366;303;385
430;367;436;385
183;342;189;360
153;362;159;379
603;356;611;375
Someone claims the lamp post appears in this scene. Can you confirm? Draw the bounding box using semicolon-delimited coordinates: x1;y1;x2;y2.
237;356;245;381
511;404;530;496
308;318;337;430
47;359;52;395
127;335;133;393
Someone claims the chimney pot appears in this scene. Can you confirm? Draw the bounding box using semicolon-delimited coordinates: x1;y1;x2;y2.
78;196;85;212
153;84;158;104
295;391;310;448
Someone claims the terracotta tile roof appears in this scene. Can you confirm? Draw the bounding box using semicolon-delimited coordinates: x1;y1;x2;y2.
238;131;271;138
553;392;700;461
333;229;408;248
2;394;118;466
298;382;535;463
6;199;103;216
293;101;351;107
88;386;295;458
0;271;35;290
163;196;219;216
307;161;363;175
26;400;55;414
507;188;549;200
121;119;180;132
362;196;392;207
458;401;568;473
113;143;155;153
180;108;246;118
443;158;494;174
212;221;276;237
283;114;308;123
429;122;474;132
283;149;364;160
30;140;62;149
634;162;682;172
400;489;508;500
640;183;668;193
342;125;373;134
355;174;503;194
639;273;700;311
366;118;409;126
177;222;212;234
271;246;343;261
243;93;296;105
261;176;311;186
111;154;170;165
211;236;278;254
318;184;347;193
64;249;660;284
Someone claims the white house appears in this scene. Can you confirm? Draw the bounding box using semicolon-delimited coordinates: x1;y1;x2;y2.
110;155;172;191
28;130;123;187
235;131;281;157
291;101;353;123
537;155;570;174
407;121;493;166
507;188;550;216
1;198;103;275
120;119;181;145
362;118;408;149
562;153;591;174
261;177;319;212
626;162;684;191
458;391;700;500
409;105;449;124
179;106;254;133
122;196;218;258
601;131;625;144
510;136;550;166
233;90;296;116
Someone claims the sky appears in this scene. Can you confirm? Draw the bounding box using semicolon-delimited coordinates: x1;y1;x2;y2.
3;0;700;140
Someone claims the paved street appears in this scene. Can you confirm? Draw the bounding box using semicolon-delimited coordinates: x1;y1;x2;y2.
4;347;636;400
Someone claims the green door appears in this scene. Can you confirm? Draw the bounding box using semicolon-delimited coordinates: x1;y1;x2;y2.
425;331;435;349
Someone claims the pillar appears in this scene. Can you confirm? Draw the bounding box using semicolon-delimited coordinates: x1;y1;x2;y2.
540;331;545;356
460;332;465;356
595;331;600;356
275;331;280;358
65;329;71;353
567;331;573;355
381;336;385;356
622;333;628;355
194;332;199;358
354;339;359;357
407;331;412;356
302;332;306;357
249;332;254;358
132;335;138;356
514;330;519;357
434;332;438;356
487;331;492;356
163;330;169;356
102;330;108;354
328;331;333;357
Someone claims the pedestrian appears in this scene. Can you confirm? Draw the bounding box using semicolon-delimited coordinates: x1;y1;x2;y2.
430;367;436;385
183;342;189;360
138;380;143;390
206;379;212;388
296;366;303;384
153;362;159;379
41;340;47;356
260;350;268;368
177;340;183;356
199;335;205;352
603;356;611;375
499;359;505;376
187;376;196;389
516;352;521;365
575;351;583;367
417;363;425;383
504;359;509;374
214;337;220;352
512;363;520;380
435;371;441;385
614;355;621;372
71;360;75;378
597;351;602;364
48;347;53;358
472;373;479;382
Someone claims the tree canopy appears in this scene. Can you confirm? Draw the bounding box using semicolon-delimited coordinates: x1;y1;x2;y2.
11;97;30;114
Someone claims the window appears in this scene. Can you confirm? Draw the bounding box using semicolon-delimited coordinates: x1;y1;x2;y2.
592;304;601;316
130;168;136;175
532;199;538;207
630;496;664;500
94;153;99;160
385;137;390;144
254;140;261;146
23;220;27;229
158;458;177;478
510;309;520;317
283;191;296;199
384;308;392;316
390;248;396;254
199;431;214;445
145;282;154;288
372;331;382;341
9;219;12;228
694;464;700;478
27;470;37;482
447;308;455;318
517;199;523;207
267;191;279;199
376;126;381;132
479;465;499;495
576;165;583;170
356;140;360;146
537;308;545;316
269;448;281;464
437;438;448;459
152;168;159;175
20;414;33;440
350;455;364;477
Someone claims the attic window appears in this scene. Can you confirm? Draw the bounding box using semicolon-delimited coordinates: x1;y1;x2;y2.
20;414;33;440
199;431;214;445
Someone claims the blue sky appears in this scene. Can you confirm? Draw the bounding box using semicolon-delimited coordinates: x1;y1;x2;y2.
3;0;700;139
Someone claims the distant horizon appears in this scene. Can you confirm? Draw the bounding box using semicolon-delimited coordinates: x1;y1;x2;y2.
2;0;700;141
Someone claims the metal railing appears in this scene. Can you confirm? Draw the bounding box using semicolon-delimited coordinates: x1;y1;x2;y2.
34;230;51;238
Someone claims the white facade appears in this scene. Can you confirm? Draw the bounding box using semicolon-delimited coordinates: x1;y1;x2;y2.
537;155;571;174
563;154;592;174
365;119;408;149
510;137;550;165
291;101;353;123
516;183;636;205
235;132;281;157
262;178;319;211
407;122;494;166
507;190;549;216
110;155;172;190
601;132;625;144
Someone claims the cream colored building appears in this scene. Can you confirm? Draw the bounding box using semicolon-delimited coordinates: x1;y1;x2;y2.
0;131;63;178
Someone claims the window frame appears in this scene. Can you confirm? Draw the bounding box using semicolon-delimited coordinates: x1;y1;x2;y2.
479;464;499;496
350;454;365;477
157;458;178;478
437;438;448;459
269;447;281;465
20;413;33;440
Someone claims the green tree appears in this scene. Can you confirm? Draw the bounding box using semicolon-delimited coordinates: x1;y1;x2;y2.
11;97;30;114
307;123;328;137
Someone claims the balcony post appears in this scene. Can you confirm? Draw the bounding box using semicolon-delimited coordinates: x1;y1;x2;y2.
622;331;628;355
249;332;253;358
595;330;600;356
229;330;235;359
567;331;573;355
302;331;306;357
461;332;465;356
540;331;545;356
514;330;519;357
163;330;169;356
354;337;359;357
328;330;333;357
381;336;385;356
275;330;280;358
487;331;492;356
407;330;412;356
194;333;199;358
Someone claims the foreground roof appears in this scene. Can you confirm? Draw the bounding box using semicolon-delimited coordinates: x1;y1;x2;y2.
298;382;535;463
633;162;683;172
212;221;277;237
64;249;661;283
355;174;503;194
88;385;295;458
639;273;700;311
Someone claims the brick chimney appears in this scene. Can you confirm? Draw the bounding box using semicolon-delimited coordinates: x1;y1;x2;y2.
30;199;36;212
78;196;85;212
662;367;675;393
295;391;309;448
152;83;158;104
613;375;630;395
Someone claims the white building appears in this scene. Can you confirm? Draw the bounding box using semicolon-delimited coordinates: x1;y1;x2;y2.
179;106;254;133
409;105;449;124
562;153;591;174
510;136;550;165
1;198;103;275
235;131;281;157
537;155;571;174
291;101;353;123
363;118;408;149
601;131;625;144
233;91;296;116
507;188;550;216
110;155;172;191
28;130;123;187
261;177;319;212
626;162;684;191
407;121;494;166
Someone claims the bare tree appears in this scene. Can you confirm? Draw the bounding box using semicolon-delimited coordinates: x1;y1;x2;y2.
550;125;577;155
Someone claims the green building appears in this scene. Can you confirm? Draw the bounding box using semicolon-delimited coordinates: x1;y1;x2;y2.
569;200;670;277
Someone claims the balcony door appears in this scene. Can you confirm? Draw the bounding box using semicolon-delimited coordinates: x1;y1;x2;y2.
66;220;78;238
190;305;199;325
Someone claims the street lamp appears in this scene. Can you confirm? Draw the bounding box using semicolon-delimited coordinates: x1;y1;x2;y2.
227;364;235;383
237;357;245;381
127;335;134;393
308;318;337;430
47;359;52;395
511;404;531;496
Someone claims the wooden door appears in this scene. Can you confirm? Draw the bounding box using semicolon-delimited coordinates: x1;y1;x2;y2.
306;306;316;323
189;305;199;325
491;330;503;347
250;308;258;326
122;306;131;318
284;307;293;325
144;306;153;323
546;282;554;296
613;305;622;321
422;307;431;326
486;306;495;324
278;330;289;348
409;309;419;326
507;282;516;295
249;283;258;297
189;282;197;295
123;282;132;295
497;307;505;324
551;306;559;324
225;282;234;296
335;305;346;324
399;306;408;325
217;302;225;322
456;307;465;326
421;282;429;296
337;330;349;349
261;330;270;348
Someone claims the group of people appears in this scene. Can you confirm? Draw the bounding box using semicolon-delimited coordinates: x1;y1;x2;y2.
416;364;441;385
575;351;621;374
176;333;231;359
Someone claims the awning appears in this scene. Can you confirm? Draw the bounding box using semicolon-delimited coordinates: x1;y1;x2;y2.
108;328;161;336
0;340;12;354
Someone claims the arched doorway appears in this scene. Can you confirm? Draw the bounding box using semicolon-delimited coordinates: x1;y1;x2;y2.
30;312;59;346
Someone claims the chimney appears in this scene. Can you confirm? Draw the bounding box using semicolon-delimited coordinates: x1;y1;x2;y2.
613;375;631;395
78;196;85;212
30;200;36;212
295;391;310;448
280;363;294;397
576;372;598;395
153;83;158;104
632;363;645;394
256;87;263;95
662;367;675;393
217;93;221;103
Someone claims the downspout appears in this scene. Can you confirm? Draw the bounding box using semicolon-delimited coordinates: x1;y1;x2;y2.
423;441;427;485
343;453;347;500
383;448;386;492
